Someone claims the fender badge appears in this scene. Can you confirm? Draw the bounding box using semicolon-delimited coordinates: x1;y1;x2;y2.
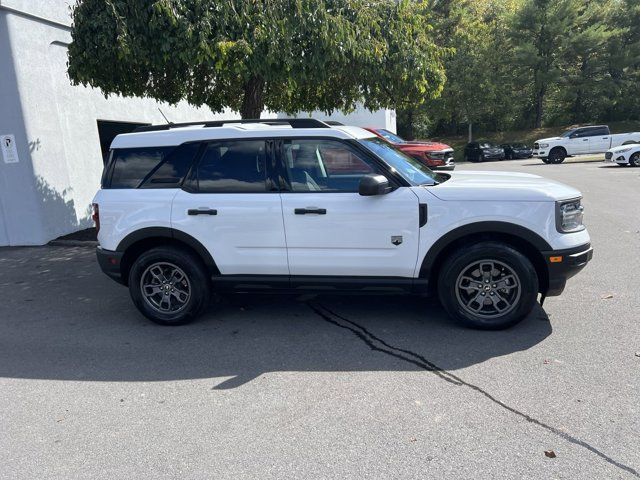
391;236;403;246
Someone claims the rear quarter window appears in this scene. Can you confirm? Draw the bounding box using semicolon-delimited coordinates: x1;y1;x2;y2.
105;144;201;189
107;147;175;188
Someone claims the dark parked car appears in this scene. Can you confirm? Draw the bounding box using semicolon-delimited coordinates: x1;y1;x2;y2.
501;143;533;159
464;142;505;162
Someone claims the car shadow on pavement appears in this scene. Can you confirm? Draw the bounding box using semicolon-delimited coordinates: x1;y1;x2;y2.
0;246;552;388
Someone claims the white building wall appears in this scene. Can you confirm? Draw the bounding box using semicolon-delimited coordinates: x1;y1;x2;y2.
282;108;396;133
0;1;228;246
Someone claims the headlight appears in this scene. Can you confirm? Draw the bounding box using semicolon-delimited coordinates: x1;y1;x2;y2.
556;198;585;233
538;143;549;148
614;147;631;154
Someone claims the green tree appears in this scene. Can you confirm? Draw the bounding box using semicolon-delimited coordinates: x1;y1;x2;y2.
67;0;446;119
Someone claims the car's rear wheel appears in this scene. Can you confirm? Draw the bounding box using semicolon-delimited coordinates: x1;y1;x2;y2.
548;148;566;164
128;247;211;325
629;152;640;167
437;242;539;330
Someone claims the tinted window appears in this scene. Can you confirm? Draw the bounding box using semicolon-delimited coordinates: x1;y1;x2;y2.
359;137;442;186
195;141;267;193
108;147;174;188
141;142;201;188
590;127;609;136
282;139;378;192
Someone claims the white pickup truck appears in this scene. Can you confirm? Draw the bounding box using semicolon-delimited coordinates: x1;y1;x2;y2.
533;125;640;164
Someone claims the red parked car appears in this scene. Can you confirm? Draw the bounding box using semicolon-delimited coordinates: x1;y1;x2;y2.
364;127;455;170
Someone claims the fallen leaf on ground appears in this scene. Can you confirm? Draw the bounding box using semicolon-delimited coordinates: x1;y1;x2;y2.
601;294;614;299
544;450;556;458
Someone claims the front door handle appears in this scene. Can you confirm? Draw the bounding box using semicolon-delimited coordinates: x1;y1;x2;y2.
294;207;326;215
188;208;217;216
583;139;588;141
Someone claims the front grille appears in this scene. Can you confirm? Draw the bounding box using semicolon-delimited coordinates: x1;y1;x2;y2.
533;142;539;150
605;152;613;160
429;150;454;161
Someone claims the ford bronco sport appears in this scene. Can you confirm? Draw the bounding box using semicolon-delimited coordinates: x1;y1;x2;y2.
94;119;593;329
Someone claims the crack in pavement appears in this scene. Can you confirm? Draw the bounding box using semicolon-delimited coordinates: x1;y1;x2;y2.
308;302;639;478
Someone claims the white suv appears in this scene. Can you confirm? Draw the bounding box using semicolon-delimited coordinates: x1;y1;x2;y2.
94;119;593;329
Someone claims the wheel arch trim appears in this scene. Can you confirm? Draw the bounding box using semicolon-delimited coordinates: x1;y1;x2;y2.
419;221;552;279
116;227;219;275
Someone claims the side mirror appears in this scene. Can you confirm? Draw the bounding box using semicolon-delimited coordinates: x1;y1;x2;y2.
359;174;390;196
570;133;579;139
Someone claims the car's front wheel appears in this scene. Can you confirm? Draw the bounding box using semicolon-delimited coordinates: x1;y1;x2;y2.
629;152;640;167
128;247;211;325
547;148;566;164
437;242;539;329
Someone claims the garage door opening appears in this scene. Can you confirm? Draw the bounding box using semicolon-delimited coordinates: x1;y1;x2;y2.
97;120;150;164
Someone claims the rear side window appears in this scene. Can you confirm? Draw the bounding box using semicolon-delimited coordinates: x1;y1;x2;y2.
141;143;201;188
107;147;174;188
192;140;267;193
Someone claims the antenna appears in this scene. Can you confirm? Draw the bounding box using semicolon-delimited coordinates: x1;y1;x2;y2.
158;108;172;125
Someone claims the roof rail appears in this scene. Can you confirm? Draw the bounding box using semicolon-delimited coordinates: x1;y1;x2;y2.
324;121;344;126
133;118;331;133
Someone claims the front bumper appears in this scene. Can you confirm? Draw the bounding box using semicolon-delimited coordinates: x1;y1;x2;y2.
542;243;593;296
533;150;546;157
604;152;628;164
96;246;125;285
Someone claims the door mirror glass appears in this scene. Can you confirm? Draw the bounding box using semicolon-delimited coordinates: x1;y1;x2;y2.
359;174;390;196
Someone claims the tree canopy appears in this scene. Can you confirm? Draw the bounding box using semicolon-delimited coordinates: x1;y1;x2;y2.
68;0;447;118
399;0;640;139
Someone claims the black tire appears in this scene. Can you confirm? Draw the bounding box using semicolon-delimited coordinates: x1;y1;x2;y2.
478;153;484;163
437;242;539;330
541;158;551;164
128;246;211;326
548;148;566;164
629;152;640;167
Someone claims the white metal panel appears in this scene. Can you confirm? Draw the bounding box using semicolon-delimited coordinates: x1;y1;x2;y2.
171;190;289;275
280;188;420;277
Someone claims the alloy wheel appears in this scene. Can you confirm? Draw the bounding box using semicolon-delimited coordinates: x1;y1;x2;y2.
455;259;521;319
140;262;192;314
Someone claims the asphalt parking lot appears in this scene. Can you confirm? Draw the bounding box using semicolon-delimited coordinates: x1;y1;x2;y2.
1;157;638;479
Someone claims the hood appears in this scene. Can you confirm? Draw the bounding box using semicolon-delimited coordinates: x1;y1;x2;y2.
399;141;452;152
608;144;639;153
426;171;581;202
536;137;562;143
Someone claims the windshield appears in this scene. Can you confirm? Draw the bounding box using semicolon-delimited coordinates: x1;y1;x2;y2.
512;143;527;148
560;129;577;138
479;143;497;148
359;137;443;186
376;129;406;144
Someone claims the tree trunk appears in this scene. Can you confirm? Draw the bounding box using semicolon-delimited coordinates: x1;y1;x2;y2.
240;76;265;119
405;109;415;140
468;122;473;143
534;85;545;128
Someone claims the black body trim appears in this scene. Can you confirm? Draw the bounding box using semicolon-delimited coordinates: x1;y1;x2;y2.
210;275;429;294
419;221;553;278
133;118;331;133
96;247;125;284
542;243;593;296
115;227;218;274
419;204;428;228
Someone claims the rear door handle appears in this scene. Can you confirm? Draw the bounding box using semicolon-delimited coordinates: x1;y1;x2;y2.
188;208;217;216
294;207;326;215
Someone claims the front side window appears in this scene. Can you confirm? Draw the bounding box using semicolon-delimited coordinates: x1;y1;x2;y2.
193;140;267;193
359;137;442;185
282;139;378;192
